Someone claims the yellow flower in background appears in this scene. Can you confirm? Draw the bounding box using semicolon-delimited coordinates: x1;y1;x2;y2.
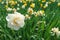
50;0;56;2
9;0;17;5
30;3;35;8
38;0;41;1
6;12;25;30
22;3;27;9
0;0;2;2
58;3;60;6
40;10;44;15
22;0;26;3
37;10;45;16
35;10;45;17
5;5;8;8
48;2;52;4
40;3;43;7
42;0;46;3
24;3;27;6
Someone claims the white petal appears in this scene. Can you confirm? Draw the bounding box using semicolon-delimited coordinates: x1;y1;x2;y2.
7;22;13;28
8;22;20;30
6;14;14;22
12;26;20;30
6;16;10;22
19;21;25;27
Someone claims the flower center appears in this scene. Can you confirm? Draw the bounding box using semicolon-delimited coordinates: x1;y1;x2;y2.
13;17;20;26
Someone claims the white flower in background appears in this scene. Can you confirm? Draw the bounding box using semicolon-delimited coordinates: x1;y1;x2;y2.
17;4;20;6
31;35;37;39
58;3;60;6
27;7;33;14
12;8;17;12
7;7;12;11
6;12;25;30
6;0;8;5
36;10;45;16
39;10;45;15
22;5;25;9
51;27;59;33
43;2;48;8
1;1;4;4
25;14;30;19
33;11;38;17
17;7;20;10
56;31;60;37
22;3;27;9
51;27;60;37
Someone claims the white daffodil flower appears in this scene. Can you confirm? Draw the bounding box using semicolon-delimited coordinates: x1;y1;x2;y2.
51;27;59;33
56;31;60;38
27;7;33;14
22;5;25;9
51;27;60;37
7;7;12;11
6;12;25;30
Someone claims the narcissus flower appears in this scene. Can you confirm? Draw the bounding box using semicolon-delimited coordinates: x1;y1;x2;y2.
22;3;27;9
56;31;60;37
51;27;60;37
51;27;59;33
43;2;48;8
25;14;30;19
27;7;33;14
6;12;25;30
35;10;45;16
7;7;12;11
17;7;20;10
